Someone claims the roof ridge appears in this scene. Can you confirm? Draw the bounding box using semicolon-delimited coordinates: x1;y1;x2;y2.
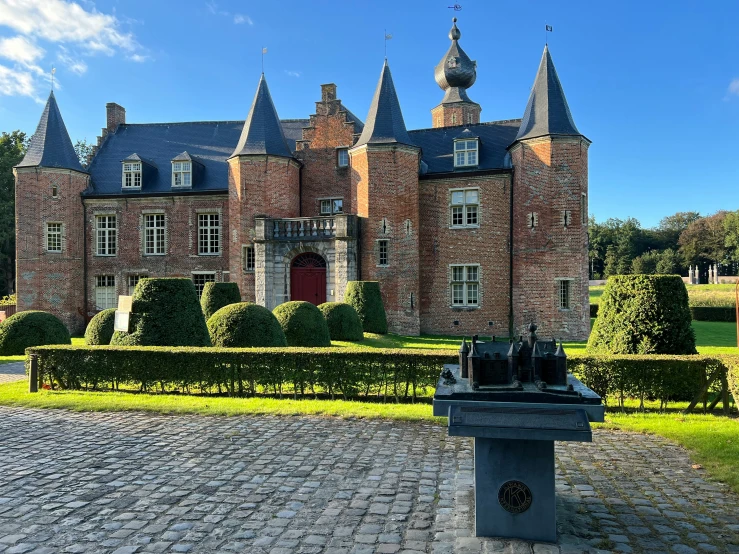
408;118;522;134
120;118;310;127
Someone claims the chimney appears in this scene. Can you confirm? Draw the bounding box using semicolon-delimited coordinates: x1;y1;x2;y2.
106;102;126;133
321;84;337;103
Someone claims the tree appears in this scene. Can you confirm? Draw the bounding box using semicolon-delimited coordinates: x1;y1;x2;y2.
74;139;94;168
0;131;27;296
655;248;682;275
678;211;729;266
631;250;660;274
725;210;739;262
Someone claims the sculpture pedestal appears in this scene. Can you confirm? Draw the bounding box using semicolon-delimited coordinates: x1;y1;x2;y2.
474;438;556;542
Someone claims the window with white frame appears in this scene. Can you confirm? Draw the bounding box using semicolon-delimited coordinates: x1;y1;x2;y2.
122;162;142;189
96;215;117;256
144;214;166;255
451;265;479;307
95;275;116;310
337;148;349;168
558;279;572;310
450;189;479;227
377;239;389;266
243;245;255;272
45;222;62;253
320;198;343;215
454;139;478;167
198;213;220;255
128;274;145;296
172;161;192;187
192;272;216;298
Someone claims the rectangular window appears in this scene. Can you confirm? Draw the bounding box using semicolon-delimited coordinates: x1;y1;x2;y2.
378;240;389;266
172;161;192;188
46;222;62;253
243;245;255;272
450;188;479;228
453;139;479;168
95;275;116;310
337;148;349;168
320;198;343;215
144;214;166;255
451;264;480;307
128;274;145;296
198;213;220;255
96;215;117;256
192;273;216;298
581;193;587;225
558;279;572;310
122;162;142;189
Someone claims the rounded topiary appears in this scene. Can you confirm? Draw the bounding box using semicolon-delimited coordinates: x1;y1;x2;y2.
344;281;388;334
207;302;287;347
84;308;116;345
273;301;331;347
0;310;71;355
587;274;697;355
110;278;211;347
318;302;364;341
201;282;242;321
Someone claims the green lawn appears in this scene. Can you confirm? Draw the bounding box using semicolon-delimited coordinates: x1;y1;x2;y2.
591;283;737;307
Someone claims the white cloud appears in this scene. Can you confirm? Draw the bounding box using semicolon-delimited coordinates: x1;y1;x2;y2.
728;79;739;97
284;70;301;78
234;14;252;25
0;63;41;101
0;36;45;65
206;1;252;25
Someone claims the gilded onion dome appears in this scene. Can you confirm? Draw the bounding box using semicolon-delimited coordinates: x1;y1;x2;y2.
434;18;477;104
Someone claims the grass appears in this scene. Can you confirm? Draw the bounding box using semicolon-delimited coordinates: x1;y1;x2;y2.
590;283;737;307
0;336;85;365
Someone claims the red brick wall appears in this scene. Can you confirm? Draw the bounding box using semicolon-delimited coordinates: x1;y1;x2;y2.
431;102;481;128
510;137;590;340
228;156;300;301
106;103;125;133
418;174;511;336
350;144;421;335
15;168;89;334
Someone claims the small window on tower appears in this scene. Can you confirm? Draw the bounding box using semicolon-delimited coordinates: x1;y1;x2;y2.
557;279;572;310
581;193;587;225
243;245;255;272
337;148;349;168
562;210;572;227
527;212;539;228
377;240;389;266
51;185;58;198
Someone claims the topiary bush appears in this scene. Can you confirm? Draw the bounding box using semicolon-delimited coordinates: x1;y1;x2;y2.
0;310;70;355
273;301;331;347
110;278;211;347
318;302;364;341
201;282;241;321
344;281;388;334
207;303;287;347
587;275;696;355
84;308;116;345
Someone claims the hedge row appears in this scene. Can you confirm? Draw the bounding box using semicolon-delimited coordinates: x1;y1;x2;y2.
589;304;737;322
27;345;456;401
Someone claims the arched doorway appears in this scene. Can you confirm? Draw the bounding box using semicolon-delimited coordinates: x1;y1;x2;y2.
290;252;327;305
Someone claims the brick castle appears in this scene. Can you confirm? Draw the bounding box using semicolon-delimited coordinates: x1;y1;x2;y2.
14;19;591;339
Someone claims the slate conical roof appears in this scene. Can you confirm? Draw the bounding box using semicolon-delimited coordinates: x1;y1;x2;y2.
353;60;414;148
17;91;84;171
434;18;477;104
515;46;581;142
230;74;293;158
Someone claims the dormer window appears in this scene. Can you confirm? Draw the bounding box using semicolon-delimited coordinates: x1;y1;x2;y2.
172;161;192;188
454;139;478;168
122;162;142;189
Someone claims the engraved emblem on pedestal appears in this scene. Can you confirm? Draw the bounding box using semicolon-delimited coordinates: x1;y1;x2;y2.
498;480;532;514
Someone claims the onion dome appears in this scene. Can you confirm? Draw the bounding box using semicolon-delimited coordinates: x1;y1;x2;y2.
434;18;477;104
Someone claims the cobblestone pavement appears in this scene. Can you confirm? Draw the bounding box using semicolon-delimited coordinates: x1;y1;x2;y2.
0;363;25;384
0;408;737;554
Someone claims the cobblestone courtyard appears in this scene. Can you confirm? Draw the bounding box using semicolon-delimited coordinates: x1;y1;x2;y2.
0;407;737;554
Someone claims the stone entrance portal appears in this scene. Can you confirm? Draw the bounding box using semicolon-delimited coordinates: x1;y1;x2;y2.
290;252;327;305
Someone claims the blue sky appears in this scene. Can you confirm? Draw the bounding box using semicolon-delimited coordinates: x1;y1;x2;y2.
1;0;737;228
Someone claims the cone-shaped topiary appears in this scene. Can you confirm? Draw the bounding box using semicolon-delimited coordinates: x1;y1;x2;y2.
207;302;287;347
0;310;71;355
110;278;211;346
318;302;364;341
587;274;697;355
344;281;387;334
84;308;116;345
273;301;331;347
201;282;241;320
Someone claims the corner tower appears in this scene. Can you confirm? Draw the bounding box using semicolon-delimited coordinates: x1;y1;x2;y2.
431;18;481;128
15;91;89;334
228;74;300;303
350;61;422;335
509;46;590;340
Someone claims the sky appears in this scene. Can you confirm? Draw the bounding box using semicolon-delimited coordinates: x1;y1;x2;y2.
0;0;737;229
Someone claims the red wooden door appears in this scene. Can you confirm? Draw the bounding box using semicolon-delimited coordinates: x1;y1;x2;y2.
290;253;326;305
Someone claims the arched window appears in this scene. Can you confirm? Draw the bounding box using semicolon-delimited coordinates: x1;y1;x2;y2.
292;252;326;268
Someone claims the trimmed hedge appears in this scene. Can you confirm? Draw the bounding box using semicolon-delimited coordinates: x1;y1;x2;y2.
318;302;364;341
273;301;331;347
727;356;739;410
201;282;241;321
111;278;211;347
207;303;287;347
0;311;70;355
690;306;736;322
344;281;388;334
588;275;696;355
27;345;456;401
84;308;116;345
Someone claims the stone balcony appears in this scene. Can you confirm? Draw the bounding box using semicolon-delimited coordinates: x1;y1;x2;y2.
255;214;357;241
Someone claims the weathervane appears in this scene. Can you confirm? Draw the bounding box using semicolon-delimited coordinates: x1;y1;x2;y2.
384;30;392;59
448;4;462;10
51;66;56;91
545;23;553;45
261;47;267;74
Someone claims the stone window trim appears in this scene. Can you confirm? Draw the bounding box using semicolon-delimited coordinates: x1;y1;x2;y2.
197;212;221;256
243;244;255;272
51;184;59;198
450;264;481;309
581;193;588;226
336;148;349;168
44;222;64;253
527;212;539;229
95;275;117;310
94;214;117;257
192;271;216;298
171;161;192;188
319;197;343;215
122;162;142;190
377;239;389;267
561;210;572;228
453;138;479;168
141;212;168;256
449;188;480;229
556;278;574;311
127;274;146;296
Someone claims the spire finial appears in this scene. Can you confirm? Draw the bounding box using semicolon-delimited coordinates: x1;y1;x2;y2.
51;65;56;92
449;18;461;41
